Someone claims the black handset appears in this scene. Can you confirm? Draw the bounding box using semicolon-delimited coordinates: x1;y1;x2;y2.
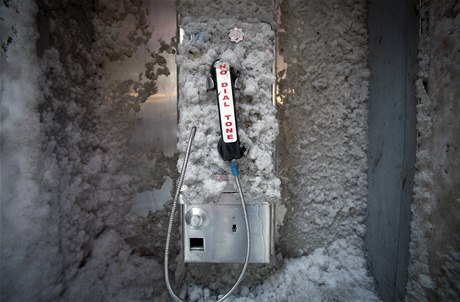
210;60;246;161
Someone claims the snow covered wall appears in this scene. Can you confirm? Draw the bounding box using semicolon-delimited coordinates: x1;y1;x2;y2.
0;0;386;301
406;0;460;300
2;0;171;300
1;2;54;300
276;0;370;259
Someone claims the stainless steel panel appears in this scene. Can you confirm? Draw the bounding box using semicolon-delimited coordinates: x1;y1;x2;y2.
105;0;177;156
180;180;274;263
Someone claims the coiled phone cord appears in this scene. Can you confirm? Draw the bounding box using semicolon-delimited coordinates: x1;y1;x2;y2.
164;126;251;302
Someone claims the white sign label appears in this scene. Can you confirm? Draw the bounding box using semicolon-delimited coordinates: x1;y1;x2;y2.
215;62;237;143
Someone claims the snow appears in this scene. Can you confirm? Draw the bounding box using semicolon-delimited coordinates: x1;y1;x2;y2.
275;0;370;260
181;239;379;302
406;0;460;300
2;1;164;301
177;18;280;205
60;230;162;302
1;0;382;301
172;0;378;300
1;2;57;301
236;239;379;302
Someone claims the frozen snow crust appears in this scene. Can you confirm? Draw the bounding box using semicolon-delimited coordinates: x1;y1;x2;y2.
177;18;280;204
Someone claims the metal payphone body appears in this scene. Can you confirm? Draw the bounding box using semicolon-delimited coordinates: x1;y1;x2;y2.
180;177;274;263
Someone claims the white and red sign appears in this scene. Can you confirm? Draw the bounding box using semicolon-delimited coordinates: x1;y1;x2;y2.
215;62;237;143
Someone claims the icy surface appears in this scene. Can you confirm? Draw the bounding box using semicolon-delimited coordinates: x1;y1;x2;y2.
177;18;280;204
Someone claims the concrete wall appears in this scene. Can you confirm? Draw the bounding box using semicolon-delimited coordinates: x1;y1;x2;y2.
366;0;418;301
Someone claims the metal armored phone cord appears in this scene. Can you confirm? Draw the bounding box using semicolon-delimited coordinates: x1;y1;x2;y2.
164;126;251;302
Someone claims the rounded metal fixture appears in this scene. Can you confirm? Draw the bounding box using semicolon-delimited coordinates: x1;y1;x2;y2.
185;207;208;229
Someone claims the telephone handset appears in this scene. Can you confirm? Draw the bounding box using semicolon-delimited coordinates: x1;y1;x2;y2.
210;60;246;161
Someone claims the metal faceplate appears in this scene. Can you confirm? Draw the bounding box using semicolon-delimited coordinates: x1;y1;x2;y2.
180;180;274;263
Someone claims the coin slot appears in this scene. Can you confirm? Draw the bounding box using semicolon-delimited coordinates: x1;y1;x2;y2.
232;224;237;232
190;238;204;251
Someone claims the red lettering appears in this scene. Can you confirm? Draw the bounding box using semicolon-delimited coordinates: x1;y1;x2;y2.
224;115;231;120
226;128;233;133
221;82;228;87
227;134;234;140
225;122;232;127
219;64;227;70
223;95;230;100
223;89;227;93
220;70;227;75
223;102;230;107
